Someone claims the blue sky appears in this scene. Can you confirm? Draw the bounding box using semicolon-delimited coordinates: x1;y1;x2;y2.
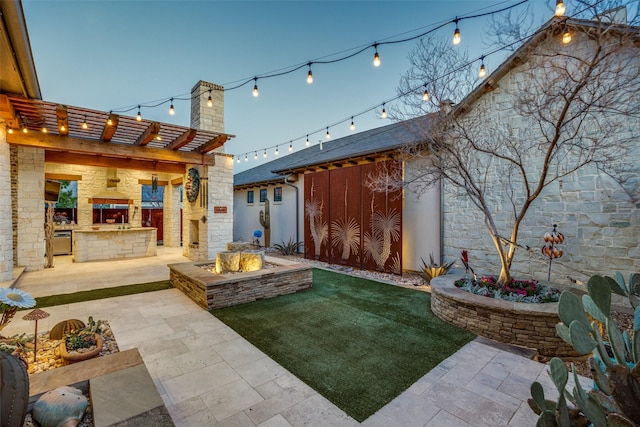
22;0;554;173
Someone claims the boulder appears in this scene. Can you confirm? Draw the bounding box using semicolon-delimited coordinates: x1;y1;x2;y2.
216;251;240;274
226;241;254;252
240;250;264;272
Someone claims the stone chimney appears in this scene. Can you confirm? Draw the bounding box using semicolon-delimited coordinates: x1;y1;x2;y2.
190;80;224;133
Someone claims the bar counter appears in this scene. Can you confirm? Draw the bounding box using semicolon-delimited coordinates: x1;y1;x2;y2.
73;227;157;263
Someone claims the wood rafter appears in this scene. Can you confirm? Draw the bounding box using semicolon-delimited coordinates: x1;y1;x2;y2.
138;179;169;186
7;132;215;167
135;122;161;146
45;173;83;181
196;134;229;153
101;113;119;141
46;151;185;174
166;128;197;151
56;105;68;136
171;177;183;186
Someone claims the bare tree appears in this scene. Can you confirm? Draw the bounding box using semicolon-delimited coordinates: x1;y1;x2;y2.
389;2;640;285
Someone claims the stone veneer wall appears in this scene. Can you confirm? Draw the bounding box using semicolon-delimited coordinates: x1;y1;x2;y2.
169;260;312;310
73;228;157;262
0;126;13;281
441;33;640;283
16;146;45;271
430;276;576;357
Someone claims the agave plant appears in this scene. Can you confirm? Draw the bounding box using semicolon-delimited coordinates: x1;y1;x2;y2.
418;253;454;284
528;272;640;426
272;238;302;256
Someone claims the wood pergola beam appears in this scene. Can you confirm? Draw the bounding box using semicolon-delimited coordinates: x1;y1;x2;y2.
135;122;161;146
101;113;119;141
166;128;197;151
197;134;229;153
56;105;68;136
7;131;216;166
46;151;186;174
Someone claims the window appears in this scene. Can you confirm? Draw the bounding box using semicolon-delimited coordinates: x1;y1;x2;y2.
274;187;283;202
259;189;267;203
48;180;78;224
247;190;254;204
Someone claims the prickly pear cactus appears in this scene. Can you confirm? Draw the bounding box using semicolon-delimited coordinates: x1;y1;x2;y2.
49;319;86;340
259;198;271;247
528;273;640;426
0;351;29;427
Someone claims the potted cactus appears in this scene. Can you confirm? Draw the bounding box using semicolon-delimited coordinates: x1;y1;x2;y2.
59;316;103;364
528;273;640;426
0;351;29;427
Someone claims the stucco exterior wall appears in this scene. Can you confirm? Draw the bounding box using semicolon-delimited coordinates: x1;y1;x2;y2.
442;34;640;283
403;157;441;272
233;179;301;249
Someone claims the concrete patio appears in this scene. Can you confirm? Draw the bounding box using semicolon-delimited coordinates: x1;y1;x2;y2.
3;248;587;426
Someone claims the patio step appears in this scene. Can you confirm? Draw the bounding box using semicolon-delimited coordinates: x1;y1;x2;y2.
0;266;26;289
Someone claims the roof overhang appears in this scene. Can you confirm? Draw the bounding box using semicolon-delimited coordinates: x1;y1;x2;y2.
0;0;41;99
2;96;235;173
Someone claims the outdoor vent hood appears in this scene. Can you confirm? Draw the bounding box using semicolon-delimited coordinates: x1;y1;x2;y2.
88;168;133;204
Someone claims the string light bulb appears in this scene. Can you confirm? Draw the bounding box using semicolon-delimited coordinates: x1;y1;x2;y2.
253;78;259;97
245;154;248;161
373;44;381;67
136;106;142;122
82;115;88;129
41;121;48;133
7;128;13;134
555;0;565;16
325;127;331;139
422;86;430;101
263;149;267;158
307;64;313;84
381;103;387;119
350;117;355;131
289;141;293;151
22;126;28;134
306;135;310;146
60;124;66;132
254;151;258;160
478;57;487;78
169;98;175;116
562;28;572;44
453;19;461;45
207;90;213;107
107;115;113;126
237;156;241;163
275;146;279;156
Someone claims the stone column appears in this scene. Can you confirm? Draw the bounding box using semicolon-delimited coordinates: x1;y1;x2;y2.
208;154;234;260
0;125;13;281
163;184;181;247
16;146;45;271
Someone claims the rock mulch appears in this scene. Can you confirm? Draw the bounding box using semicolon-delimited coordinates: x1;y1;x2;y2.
24;320;119;375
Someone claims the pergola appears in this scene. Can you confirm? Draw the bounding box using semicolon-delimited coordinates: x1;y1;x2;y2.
0;95;234;174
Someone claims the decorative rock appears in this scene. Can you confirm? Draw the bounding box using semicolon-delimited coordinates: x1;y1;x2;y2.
215;251;240;274
240;250;264;272
226;241;254;252
32;386;88;427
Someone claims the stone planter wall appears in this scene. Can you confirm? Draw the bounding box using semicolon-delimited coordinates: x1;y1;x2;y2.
430;276;577;357
169;257;312;310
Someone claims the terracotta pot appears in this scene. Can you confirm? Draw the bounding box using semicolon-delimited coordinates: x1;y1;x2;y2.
59;334;102;364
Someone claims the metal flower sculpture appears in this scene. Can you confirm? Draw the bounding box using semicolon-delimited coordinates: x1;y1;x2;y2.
0;288;36;333
541;224;565;281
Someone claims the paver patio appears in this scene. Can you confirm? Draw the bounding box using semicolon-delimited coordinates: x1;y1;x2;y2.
3;248;588;426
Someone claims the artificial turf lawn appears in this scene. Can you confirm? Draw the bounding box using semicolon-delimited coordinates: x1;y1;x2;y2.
31;280;173;309
211;268;475;422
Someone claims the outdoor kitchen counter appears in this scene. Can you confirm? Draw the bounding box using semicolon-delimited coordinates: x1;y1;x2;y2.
73;228;157;262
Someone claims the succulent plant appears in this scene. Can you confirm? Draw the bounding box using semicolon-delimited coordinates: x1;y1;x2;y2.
259;198;271;247
528;273;640;426
0;351;29;427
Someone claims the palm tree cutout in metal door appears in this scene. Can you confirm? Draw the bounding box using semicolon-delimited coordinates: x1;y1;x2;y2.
363;169;401;271
305;181;328;259
330;183;360;261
